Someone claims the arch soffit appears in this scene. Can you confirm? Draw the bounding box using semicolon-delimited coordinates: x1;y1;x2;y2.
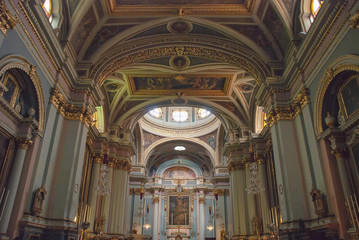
117;97;247;133
0;55;46;132
89;41;271;85
88;16;277;63
314;54;359;137
155;159;204;178
143;137;215;168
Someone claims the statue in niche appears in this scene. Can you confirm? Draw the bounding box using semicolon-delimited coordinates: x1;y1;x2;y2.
252;216;263;236
32;185;46;216
310;186;326;217
94;217;105;233
220;229;229;240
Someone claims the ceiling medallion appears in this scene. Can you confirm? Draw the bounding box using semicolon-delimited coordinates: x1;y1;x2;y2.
167;20;193;33
237;82;255;93
170;55;190;70
104;82;121;92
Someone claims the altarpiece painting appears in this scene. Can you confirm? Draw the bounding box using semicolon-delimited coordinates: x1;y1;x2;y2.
167;194;191;227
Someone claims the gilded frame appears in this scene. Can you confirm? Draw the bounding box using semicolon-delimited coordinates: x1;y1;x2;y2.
0;72;20;108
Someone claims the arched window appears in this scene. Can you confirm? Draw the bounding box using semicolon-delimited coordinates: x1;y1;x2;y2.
300;0;325;32
172;109;189;122
42;0;53;23
310;0;324;23
149;108;163;119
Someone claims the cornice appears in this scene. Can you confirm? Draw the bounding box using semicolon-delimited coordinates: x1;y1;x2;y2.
140;117;221;138
50;88;94;127
266;87;310;127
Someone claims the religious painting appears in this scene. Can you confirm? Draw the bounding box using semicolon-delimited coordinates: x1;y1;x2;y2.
70;7;97;54
128;74;232;96
168;195;190;226
163;167;196;179
0;130;13;189
338;76;359;119
351;143;359;176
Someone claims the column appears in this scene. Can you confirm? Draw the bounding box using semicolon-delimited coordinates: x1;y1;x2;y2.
199;196;205;240
0;138;32;234
245;162;256;234
229;168;240;235
88;154;102;230
108;159;130;234
333;150;352;197
270;120;309;222
257;159;269;233
214;190;228;240
152;196;159;239
46;119;89;221
102;161;113;233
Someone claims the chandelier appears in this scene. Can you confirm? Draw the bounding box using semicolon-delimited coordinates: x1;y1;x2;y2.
245;162;265;195
95;164;111;195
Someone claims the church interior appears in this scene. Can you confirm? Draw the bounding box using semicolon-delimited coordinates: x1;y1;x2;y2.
0;0;359;239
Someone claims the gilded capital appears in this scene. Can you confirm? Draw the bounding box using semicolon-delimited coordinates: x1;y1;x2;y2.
153;197;159;203
0;2;18;35
16;138;33;149
199;197;205;204
92;153;104;164
256;159;264;165
214;189;229;196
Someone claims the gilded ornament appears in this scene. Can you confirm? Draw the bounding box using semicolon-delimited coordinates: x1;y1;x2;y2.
350;8;359;30
266;88;310;128
0;1;18;35
50;88;94;127
16;138;33;149
153;196;159;203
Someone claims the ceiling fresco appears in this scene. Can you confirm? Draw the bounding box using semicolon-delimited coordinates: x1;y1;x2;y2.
129;75;231;96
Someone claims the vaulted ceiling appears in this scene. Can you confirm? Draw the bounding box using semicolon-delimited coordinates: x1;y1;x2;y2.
64;0;298;134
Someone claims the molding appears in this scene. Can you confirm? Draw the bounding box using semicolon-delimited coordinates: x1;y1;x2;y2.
266;87;310;127
0;1;18;35
50;88;94;127
350;8;359;29
313;60;359;137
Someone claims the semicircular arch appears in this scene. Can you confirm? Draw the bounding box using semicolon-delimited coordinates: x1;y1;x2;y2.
143;137;216;168
90;38;271;85
0;55;46;131
314;55;359;137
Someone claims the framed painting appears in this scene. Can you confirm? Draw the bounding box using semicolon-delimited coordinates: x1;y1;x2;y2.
167;194;191;228
338;75;359;119
0;129;14;190
128;74;232;96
